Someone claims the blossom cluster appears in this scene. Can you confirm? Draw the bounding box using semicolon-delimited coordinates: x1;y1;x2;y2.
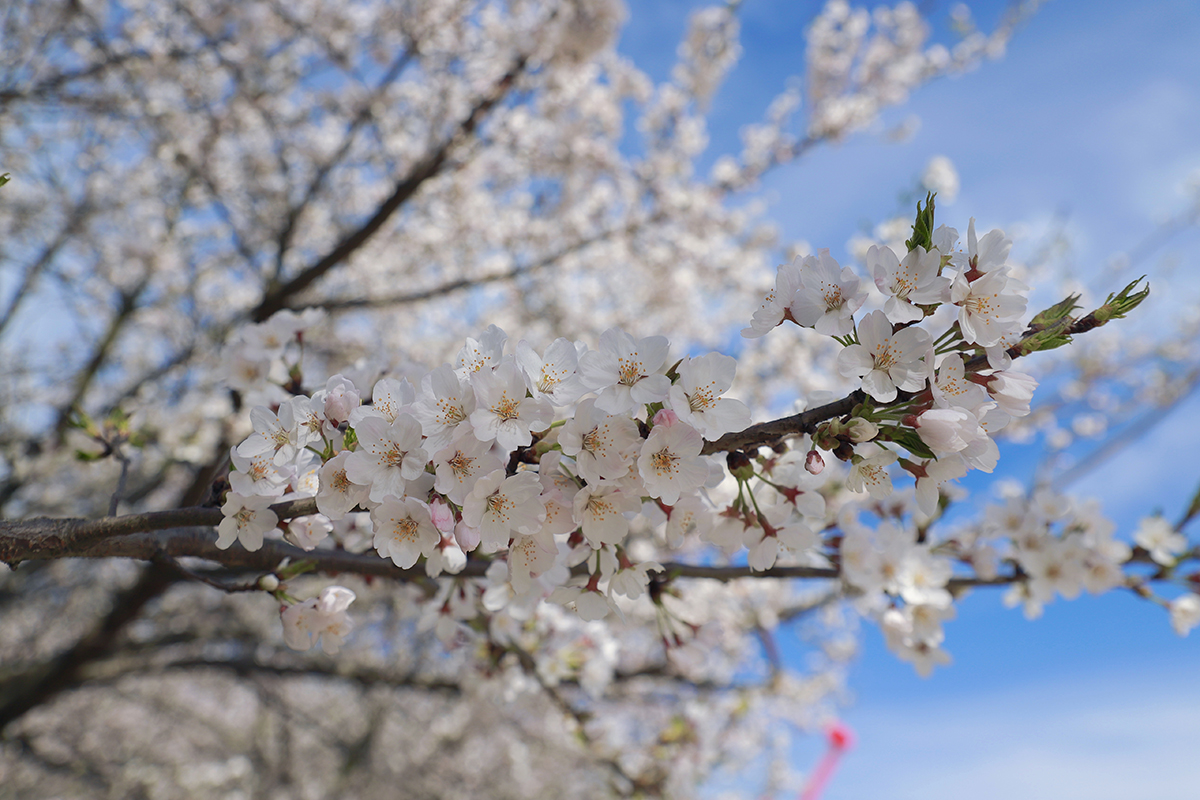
215;203;1183;673
745;214;1036;513
739;209;1043;669
219;321;764;640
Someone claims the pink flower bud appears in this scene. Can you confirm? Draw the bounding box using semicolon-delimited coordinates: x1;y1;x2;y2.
652;408;679;428
455;520;481;552
322;374;360;426
805;450;825;475
429;498;455;533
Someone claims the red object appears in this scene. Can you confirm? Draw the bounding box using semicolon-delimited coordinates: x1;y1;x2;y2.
798;721;855;800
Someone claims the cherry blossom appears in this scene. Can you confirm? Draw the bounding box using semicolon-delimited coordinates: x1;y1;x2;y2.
1135;516;1188;566
349;377;415;427
431;434;504;505
951;266;1029;347
1169;594;1200;636
237;400;311;466
667;353;752;439
558;398;640;484
284;514;333;551
411;365;476;454
981;370;1038;417
455;325;508;378
870;244;949;324
344;414;429;502
789;249;868;335
951;218;1013;275
462;470;546;550
281;586;356;655
573;482;641;548
515;338;587;405
836;309;930;402
372;497;441;569
845;446;898;499
578;328;671;414
216;493;279;551
469;360;554;451
742;256;803;337
636;416;707;505
316;452;370;519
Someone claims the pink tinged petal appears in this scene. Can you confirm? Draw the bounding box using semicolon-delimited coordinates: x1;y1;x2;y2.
652;408;679;427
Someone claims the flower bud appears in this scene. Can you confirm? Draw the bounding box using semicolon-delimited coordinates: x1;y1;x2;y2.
726;450;755;482
845;418;878;443
805;450;825;475
258;574;280;592
652;408;679;428
814;422;840;451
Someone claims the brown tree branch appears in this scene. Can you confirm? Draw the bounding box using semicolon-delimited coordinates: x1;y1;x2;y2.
700;391;865;455
51;279;149;440
249;55;530;323
0;497;316;566
0;512;1026;593
308;220;643;312
272;44;419;282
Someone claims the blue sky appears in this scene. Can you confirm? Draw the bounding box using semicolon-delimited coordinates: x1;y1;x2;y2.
620;1;1200;796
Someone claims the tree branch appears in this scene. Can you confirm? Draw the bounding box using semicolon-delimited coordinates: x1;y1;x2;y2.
249;55;529;323
701;391;865;455
0;497;316;566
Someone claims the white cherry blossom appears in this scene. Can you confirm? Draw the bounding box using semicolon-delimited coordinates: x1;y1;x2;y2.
281;586;356;655
951;266;1028;347
507;530;559;593
870;244;949;324
411;365;476;454
372;497;440;569
573;483;640;548
742;257;803;337
579;328;671;414
836;310;930;402
516;338;587;405
284;514;333;551
846;446;898;499
345;414;430;502
1169;594;1200;636
789;248;868;335
929;353;991;412
636;415;707;505
216;493;279;552
228;447;291;498
558;398;640;484
348;377;415;427
469;359;554;452
951;218;1013;274
455;325;508;378
316;451;370;519
462;470;546;550
983;370;1038;417
667;353;751;439
431;433;504;505
237;400;311;466
1135;516;1188;566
